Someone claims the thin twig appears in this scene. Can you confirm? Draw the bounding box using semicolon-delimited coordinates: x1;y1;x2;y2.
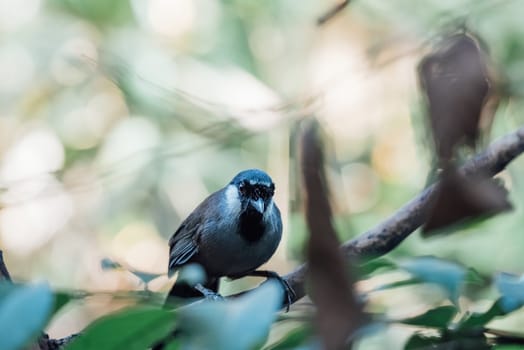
317;0;351;25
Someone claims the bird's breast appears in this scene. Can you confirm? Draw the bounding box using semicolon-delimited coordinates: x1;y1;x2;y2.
197;218;281;278
238;210;266;242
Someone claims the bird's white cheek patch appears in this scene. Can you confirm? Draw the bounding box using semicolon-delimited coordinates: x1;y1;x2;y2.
225;184;241;214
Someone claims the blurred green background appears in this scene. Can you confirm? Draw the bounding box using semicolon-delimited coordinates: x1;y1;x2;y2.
2;0;524;345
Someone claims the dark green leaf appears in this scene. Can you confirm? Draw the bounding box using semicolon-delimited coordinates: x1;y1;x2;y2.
66;306;177;350
405;333;442;349
371;278;421;292
164;339;181;350
0;282;53;350
464;268;485;285
396;305;457;328
456;299;504;331
51;291;73;317
358;258;397;277
488;328;524;346
405;333;490;350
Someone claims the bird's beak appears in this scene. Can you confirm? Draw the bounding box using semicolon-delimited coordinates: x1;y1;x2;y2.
249;198;265;214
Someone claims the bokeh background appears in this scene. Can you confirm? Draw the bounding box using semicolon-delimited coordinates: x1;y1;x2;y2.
2;0;524;346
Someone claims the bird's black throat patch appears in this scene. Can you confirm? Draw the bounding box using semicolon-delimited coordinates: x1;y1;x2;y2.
239;209;265;242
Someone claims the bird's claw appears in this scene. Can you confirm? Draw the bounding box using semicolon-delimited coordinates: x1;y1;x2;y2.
253;270;295;312
280;278;295;312
194;283;224;301
205;293;224;302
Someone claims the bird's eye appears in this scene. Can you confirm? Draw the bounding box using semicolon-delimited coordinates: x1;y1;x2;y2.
239;182;247;195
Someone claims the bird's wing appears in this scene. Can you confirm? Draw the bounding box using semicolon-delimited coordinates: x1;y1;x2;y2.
168;219;200;275
167;190;222;276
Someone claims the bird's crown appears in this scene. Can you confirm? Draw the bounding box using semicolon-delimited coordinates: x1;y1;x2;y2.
230;169;274;188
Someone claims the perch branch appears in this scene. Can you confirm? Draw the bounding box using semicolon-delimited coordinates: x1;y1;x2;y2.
3;124;524;348
283;124;524;303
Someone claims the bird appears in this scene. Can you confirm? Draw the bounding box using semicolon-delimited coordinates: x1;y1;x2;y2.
165;169;294;307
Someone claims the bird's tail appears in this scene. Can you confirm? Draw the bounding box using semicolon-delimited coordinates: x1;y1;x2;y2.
165;277;220;302
153;278;220;350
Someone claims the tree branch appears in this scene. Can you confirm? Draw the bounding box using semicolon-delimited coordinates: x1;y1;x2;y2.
3;125;524;348
283;125;524;303
317;0;351;26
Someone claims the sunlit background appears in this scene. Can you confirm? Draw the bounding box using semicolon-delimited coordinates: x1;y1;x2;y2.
2;0;524;346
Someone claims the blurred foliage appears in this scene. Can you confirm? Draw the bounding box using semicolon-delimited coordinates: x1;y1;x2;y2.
67;306;177;350
2;0;524;349
0;282;53;350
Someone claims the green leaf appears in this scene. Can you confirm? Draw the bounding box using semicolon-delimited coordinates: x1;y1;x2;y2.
487;328;524;346
396;305;457;328
264;325;312;350
51;291;73;317
358;258;397;277
495;273;524;313
464;268;485;285
456;299;505;331
66;306;177;350
0;282;54;350
405;333;441;349
163;339;181;350
405;333;491;350
371;278;421;292
399;256;467;304
178;280;283;350
51;0;132;25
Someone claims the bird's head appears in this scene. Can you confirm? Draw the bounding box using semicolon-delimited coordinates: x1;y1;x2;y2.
230;169;275;216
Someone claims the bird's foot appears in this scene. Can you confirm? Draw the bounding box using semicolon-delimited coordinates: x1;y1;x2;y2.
249;270;296;312
194;283;224;301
